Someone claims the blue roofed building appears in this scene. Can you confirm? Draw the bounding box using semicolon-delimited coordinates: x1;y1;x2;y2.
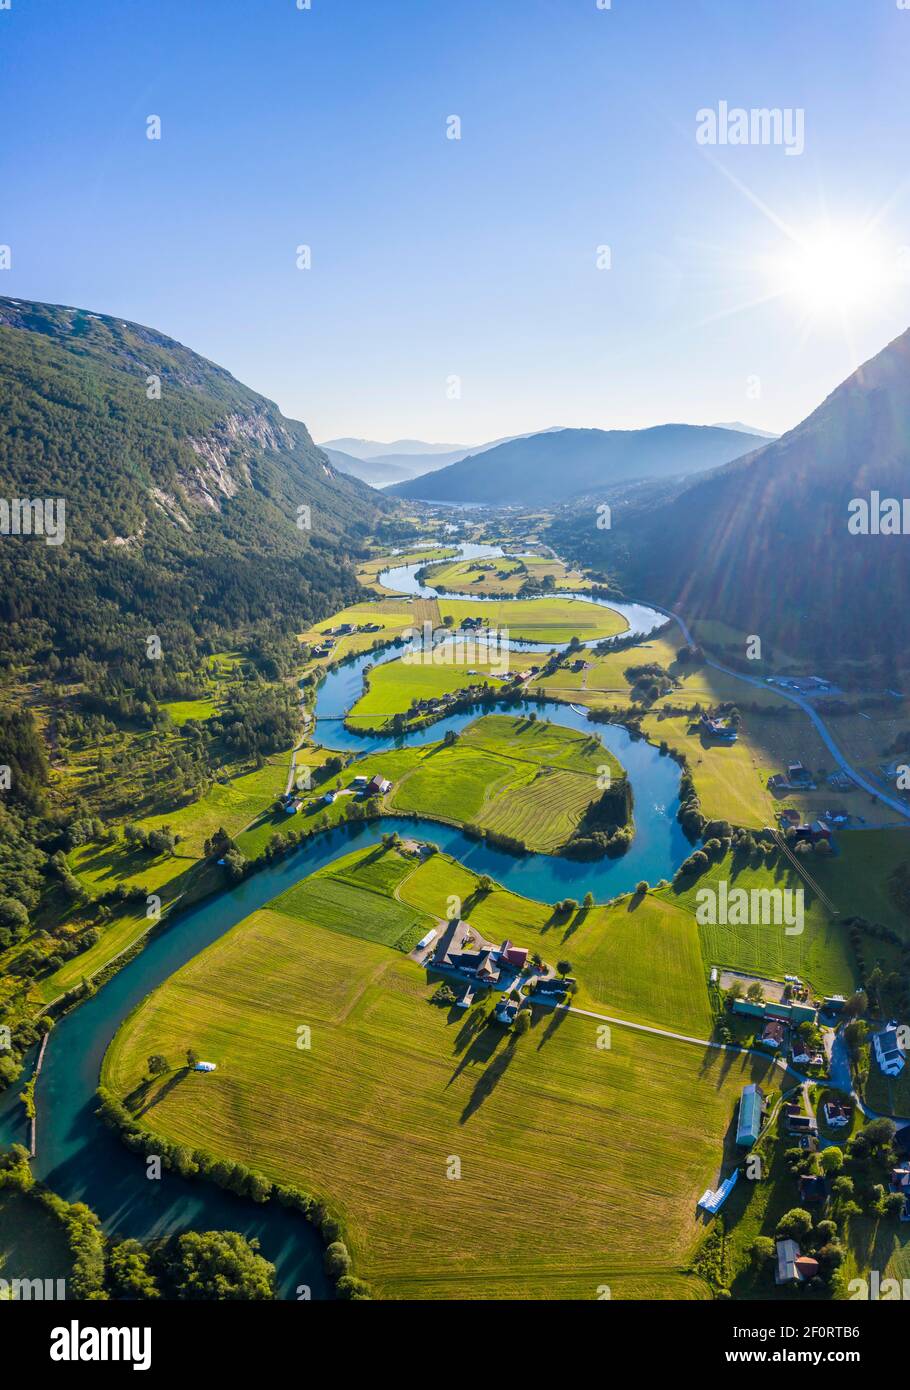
736;1083;765;1148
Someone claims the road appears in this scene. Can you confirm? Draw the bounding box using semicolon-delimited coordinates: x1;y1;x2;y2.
536;998;808;1082
646;603;910;824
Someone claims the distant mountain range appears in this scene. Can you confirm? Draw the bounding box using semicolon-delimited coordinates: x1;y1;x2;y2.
712;421;779;440
386;424;771;505
549;329;910;666
319;430;565;489
0;297;382;667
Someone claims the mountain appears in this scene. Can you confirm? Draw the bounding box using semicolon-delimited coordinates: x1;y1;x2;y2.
712;421;779;439
0;297;384;670
387;424;770;505
551;328;910;667
320;447;428;489
321;437;467;460
320;430;565;488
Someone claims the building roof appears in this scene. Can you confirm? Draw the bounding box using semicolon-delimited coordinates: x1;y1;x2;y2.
776;1239;801;1283
799;1174;828;1202
736;1084;765;1146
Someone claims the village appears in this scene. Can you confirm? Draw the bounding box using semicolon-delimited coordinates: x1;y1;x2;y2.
697;963;910;1293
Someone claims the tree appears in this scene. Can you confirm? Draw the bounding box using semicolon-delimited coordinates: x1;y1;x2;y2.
750;1235;775;1269
746;982;764;1003
844;1018;868;1059
478;875;493;894
635;880;648;895
842;990;867;1021
222;848;247;882
186;1049;198;1070
146;826;176;857
0;897;29;934
820;1146;844;1175
832;1175;854;1200
147;1054;168;1077
108;1239;160;1300
164;1230;276;1300
513;1010;531;1037
324;1240;352;1280
863;1117;896;1153
556;960;572;979
776;1208;813;1241
582;892;594;910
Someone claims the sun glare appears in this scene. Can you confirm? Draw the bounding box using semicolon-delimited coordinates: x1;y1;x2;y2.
765;225;895;320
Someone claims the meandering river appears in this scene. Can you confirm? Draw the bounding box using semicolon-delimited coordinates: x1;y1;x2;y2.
0;544;688;1298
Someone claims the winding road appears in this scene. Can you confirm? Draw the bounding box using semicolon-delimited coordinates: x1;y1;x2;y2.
650;603;910;824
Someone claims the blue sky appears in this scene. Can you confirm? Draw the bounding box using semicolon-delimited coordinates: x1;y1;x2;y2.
3;0;910;443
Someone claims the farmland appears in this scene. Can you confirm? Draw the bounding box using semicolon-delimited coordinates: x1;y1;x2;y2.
103;843;783;1299
344;650;526;728
437;596;627;644
668;852;856;997
386;714;622;853
422;553;590;596
397;849;711;1036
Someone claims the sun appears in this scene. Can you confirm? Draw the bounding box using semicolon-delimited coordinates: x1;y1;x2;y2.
764;224;894;320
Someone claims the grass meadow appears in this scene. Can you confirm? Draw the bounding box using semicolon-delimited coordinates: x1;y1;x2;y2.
104;843;785;1299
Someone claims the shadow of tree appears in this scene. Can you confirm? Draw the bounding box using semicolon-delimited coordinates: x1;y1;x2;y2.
460;1035;519;1124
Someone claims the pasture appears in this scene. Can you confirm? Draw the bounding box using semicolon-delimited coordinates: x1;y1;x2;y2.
103;853;783;1299
423;554;590;596
437;596;627;644
386;714;621;853
666;853;856;997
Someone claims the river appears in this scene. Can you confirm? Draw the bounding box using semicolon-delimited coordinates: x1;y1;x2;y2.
0;544;687;1298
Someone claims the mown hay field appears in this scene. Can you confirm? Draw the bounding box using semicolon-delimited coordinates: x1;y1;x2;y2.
104;852;784;1299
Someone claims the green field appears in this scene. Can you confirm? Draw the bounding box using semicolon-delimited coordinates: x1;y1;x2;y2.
386;714;622;853
103;846;783;1299
667;853;857;996
160;697;220;726
345;652;527;728
422;554;590;596
437;596;627;644
397;850;713;1036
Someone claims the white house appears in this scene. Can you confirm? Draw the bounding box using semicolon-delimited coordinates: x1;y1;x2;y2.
194;1062;217;1073
873;1022;907;1077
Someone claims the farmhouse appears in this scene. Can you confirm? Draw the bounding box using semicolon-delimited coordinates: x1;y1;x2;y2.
823;1100;851;1128
873;1022;906;1077
494;995;523;1026
732;998;817;1027
194;1061;217;1073
736;1083;765;1148
776;1240;819;1285
786;1110;818;1137
499;940;529;971
759;1018;786;1050
798;1174;828;1205
700;713;738;742
367;774;393;796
